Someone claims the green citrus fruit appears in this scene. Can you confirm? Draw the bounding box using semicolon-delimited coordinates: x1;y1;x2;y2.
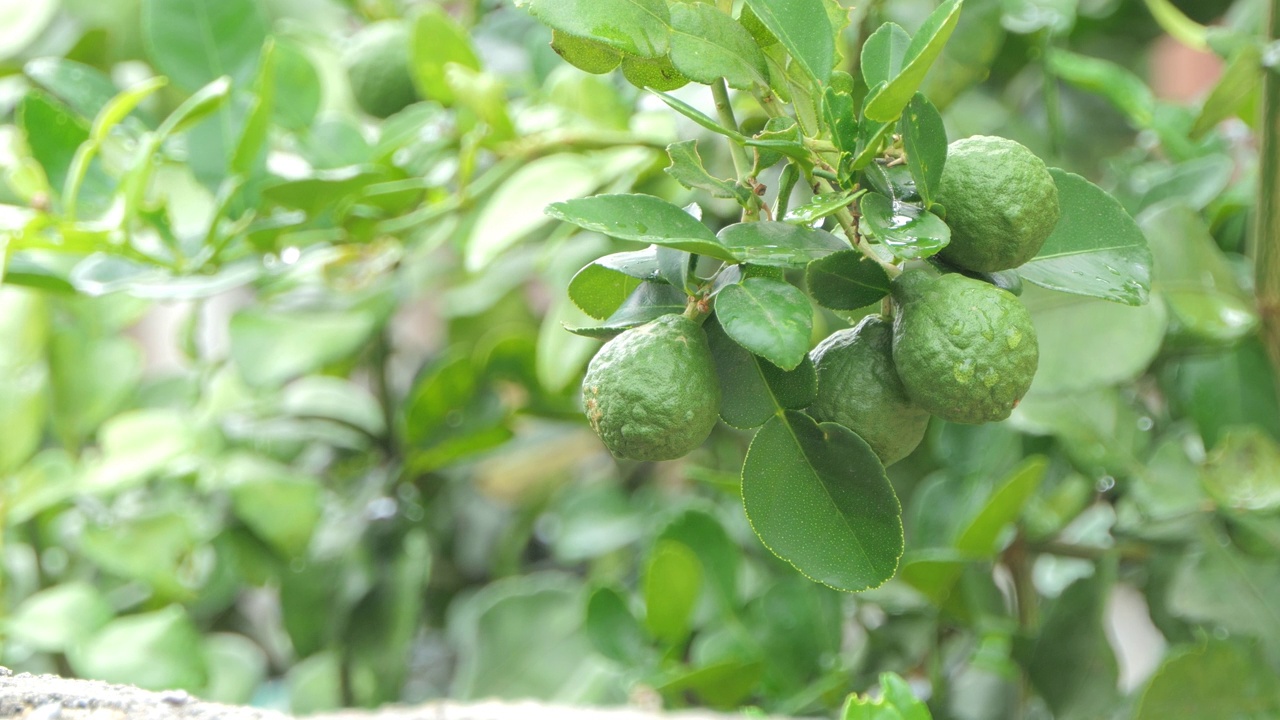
809;315;930;466
344;21;419;119
935;135;1060;272
582;314;720;461
890;270;1039;424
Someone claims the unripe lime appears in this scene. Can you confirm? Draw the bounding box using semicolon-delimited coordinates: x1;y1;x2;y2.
891;270;1038;424
809;315;930;466
344;21;419;119
582;314;720;461
935;136;1059;272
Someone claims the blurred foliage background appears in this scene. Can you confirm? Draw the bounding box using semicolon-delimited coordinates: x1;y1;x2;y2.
0;0;1278;717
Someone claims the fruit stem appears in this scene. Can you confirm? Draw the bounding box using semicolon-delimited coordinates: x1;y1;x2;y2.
1255;0;1280;374
774;162;800;220
682;295;711;324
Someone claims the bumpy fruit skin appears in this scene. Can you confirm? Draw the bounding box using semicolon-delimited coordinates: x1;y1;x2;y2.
935;135;1060;272
344;21;419;119
809;315;930;466
891;270;1039;424
582;314;720;461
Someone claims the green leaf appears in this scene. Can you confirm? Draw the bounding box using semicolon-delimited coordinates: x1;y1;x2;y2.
1019;283;1167;395
230;39;275;176
742;0;834;85
1018;169;1154;306
657;510;740;608
514;0;671;58
860;22;911;89
643;540;703;646
742;411;902;592
142;0;269;92
567;281;689;338
650;88;744;141
665;140;750;203
270;40;321;132
17;92;99;207
568;249;658;320
550;31;623;74
586;586;646;664
782;189;860;225
954;456;1047;556
1046;49;1156;127
717;221;848;268
1011;387;1151;478
1169;542;1280;641
1014;572;1120;719
821;88;858;153
90;76;166;143
547;194;736;262
467;154;606;271
1191;44;1261;138
155;76;233;140
715;277;813;370
0;0;58;60
1135;641;1280;719
411;5;482;105
1162;338;1280;449
24;58;118;120
863;0;963;122
1203;428;1280;513
669;2;768;90
858;192;950;260
805;249;891;310
80;410;200;494
5;582;113;653
1142;202;1257;348
229;307;380;387
899;93;946;204
706;316;817;429
224;458;322;558
70;606;208;691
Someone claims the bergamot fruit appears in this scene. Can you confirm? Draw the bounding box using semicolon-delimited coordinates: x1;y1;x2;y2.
344;21;419;119
582;314;720;461
891;270;1038;424
934;135;1059;272
809;315;930;466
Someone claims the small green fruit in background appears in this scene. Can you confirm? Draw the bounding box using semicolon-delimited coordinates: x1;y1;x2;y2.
891;270;1039;424
809;315;931;466
934;135;1060;272
582;314;720;461
344;21;419;119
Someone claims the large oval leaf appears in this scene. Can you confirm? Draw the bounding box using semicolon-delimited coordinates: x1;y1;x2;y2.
862;0;963;122
142;0;269;92
1018;169;1153;306
742;411;902;592
715;277;813;370
669;3;768;90
718;221;847;267
804;250;891;310
514;0;671;58
706;316;816;429
742;0;833;85
547;194;736;261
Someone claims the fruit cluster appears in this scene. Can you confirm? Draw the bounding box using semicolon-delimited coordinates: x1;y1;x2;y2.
580;136;1059;467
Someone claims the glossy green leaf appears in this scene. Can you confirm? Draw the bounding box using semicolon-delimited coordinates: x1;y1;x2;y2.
566;281;689;338
742;411;902;592
860;22;910;89
954;456;1047;556
1135;641;1280;719
1202;428;1280;513
650;88;744;141
657;510;740;608
1018;169;1154;306
665;139;749;203
843;672;930;719
514;0;671;58
70;606;208;691
24;58;118;120
858;192;951;260
467;154;606;271
142;0;269;91
226;460;322;558
1011;387;1151;478
706;316;817;428
805;249;891;310
669;2;768;90
5;582;113;653
643;540;703;646
411;5;482;105
17;92;97;205
1046;49;1156;127
568;249;658;320
1162;338;1280;449
547;194;736;261
1191;44;1261;138
586;586;646;664
1169;542;1280;639
1142;202;1257;347
899;93;946;204
782;189;860;225
550;31;623;74
717;221;848;267
742;0;833;85
822;88;858;153
229;307;380;387
155;76;233;140
863;0;963;122
851;114;895;170
230;39;274;176
715;277;813;370
1020;283;1167;395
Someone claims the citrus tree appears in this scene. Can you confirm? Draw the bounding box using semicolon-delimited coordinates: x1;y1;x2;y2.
0;0;1278;717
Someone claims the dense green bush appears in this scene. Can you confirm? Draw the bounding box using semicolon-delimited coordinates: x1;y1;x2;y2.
0;0;1277;717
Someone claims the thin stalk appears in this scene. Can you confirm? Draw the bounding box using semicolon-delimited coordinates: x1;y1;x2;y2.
1039;30;1065;162
711;80;752;182
1256;0;1280;373
815;177;900;277
774;163;800;220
